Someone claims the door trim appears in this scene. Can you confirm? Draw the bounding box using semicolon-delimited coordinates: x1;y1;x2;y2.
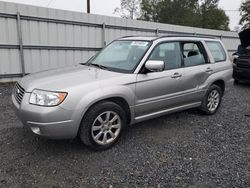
134;102;201;123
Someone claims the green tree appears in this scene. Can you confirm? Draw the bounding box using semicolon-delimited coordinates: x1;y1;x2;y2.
199;0;230;30
114;0;141;19
157;0;200;27
140;0;160;22
140;0;230;30
240;0;250;29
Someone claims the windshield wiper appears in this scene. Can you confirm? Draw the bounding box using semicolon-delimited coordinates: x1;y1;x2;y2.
80;62;87;65
88;63;109;70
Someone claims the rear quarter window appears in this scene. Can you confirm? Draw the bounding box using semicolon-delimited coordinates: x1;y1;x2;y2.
206;41;226;62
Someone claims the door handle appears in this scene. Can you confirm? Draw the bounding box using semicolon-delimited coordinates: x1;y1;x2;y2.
206;67;213;73
171;72;182;78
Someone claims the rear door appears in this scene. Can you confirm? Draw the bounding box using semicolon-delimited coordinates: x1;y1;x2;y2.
180;41;212;102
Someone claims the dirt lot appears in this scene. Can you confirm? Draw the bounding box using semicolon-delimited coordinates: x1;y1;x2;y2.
0;83;250;188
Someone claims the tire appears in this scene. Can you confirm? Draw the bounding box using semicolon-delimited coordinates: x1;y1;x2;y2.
79;101;127;151
200;85;222;115
234;79;239;84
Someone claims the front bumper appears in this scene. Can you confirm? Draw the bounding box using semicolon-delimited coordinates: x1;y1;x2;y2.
233;66;250;81
12;93;79;139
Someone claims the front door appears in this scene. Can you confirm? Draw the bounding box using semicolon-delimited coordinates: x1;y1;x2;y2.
135;42;185;118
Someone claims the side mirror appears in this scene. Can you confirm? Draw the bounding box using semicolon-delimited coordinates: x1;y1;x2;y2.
145;60;164;72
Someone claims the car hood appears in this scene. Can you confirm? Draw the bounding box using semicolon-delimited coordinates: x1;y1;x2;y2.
19;65;125;92
239;28;250;48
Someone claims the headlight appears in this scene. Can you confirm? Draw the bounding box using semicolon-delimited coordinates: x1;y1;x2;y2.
29;89;67;106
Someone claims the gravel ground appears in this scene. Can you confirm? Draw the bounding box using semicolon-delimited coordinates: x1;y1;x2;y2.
0;82;250;188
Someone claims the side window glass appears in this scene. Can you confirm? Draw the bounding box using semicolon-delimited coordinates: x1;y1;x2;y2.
149;42;181;70
183;42;206;67
206;41;226;62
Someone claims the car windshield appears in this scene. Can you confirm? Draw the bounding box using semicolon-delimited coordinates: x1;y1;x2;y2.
87;40;151;73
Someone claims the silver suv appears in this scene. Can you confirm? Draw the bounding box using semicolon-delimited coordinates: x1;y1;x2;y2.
12;36;233;150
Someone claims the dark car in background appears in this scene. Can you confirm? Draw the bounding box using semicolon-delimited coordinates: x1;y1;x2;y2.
233;28;250;83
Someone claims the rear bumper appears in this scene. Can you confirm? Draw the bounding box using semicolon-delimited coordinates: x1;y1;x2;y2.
12;94;79;139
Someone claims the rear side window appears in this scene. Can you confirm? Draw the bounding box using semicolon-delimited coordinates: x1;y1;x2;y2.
182;42;206;67
206;41;226;62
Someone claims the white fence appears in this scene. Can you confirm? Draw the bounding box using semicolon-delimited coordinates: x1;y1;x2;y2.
0;1;240;82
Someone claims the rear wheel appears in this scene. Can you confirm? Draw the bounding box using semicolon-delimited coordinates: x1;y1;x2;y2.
79;101;126;150
200;85;222;115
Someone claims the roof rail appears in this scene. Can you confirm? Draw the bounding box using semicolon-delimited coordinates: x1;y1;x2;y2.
156;34;217;40
118;34;218;41
120;36;138;39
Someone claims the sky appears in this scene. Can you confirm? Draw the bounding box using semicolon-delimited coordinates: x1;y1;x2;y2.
0;0;243;30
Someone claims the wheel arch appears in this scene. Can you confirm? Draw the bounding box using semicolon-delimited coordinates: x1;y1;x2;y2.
76;96;132;139
211;80;225;95
84;97;132;125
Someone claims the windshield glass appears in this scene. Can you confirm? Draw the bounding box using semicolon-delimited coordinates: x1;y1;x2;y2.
88;40;151;73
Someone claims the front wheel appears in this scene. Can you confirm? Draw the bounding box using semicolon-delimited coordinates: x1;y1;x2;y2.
200;85;222;115
79;101;127;150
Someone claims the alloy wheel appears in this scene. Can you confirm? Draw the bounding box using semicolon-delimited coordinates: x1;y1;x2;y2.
91;111;122;145
207;89;220;112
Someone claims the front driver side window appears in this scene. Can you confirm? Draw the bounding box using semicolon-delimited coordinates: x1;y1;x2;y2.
148;42;182;70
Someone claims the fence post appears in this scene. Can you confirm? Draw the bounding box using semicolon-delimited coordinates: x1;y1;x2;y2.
102;22;106;47
155;28;159;36
16;12;25;77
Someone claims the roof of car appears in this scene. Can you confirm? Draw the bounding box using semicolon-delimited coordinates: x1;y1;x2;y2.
118;35;218;41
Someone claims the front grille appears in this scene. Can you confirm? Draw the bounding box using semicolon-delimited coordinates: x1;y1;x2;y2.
239;53;250;59
237;60;250;69
13;83;25;104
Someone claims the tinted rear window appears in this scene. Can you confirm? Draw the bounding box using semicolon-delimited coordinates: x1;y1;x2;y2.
206;41;226;62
